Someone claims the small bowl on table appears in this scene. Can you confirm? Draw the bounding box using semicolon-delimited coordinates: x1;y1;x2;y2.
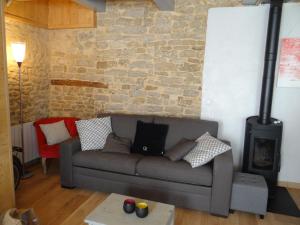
135;202;149;218
123;199;136;214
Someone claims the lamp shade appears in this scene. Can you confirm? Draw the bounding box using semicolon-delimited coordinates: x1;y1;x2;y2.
11;42;26;63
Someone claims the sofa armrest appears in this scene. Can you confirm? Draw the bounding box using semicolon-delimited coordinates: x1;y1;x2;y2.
210;149;233;217
60;137;81;188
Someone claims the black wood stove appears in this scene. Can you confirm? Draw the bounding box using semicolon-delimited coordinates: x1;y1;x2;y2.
243;116;282;196
242;0;283;198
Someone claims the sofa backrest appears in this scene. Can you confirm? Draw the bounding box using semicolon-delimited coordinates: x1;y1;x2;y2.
98;114;218;151
154;117;218;150
99;114;154;141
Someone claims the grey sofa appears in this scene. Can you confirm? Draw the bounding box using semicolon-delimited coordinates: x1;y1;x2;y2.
60;114;233;217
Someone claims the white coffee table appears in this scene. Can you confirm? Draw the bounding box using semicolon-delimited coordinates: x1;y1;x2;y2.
84;193;175;225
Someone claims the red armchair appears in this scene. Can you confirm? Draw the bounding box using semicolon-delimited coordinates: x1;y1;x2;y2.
34;117;79;174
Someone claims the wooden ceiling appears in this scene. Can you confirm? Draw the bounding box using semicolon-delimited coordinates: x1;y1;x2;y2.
73;0;175;11
4;0;96;29
4;0;175;29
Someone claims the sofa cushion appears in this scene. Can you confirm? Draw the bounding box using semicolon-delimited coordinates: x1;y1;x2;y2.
154;117;218;150
164;138;197;161
73;151;143;175
184;132;232;168
102;133;131;154
132;121;169;156
136;156;213;186
76;117;112;151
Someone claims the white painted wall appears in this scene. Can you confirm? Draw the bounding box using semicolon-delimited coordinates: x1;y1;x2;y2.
201;3;300;183
272;5;300;183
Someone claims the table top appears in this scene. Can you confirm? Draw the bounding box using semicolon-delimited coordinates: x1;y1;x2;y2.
84;193;175;225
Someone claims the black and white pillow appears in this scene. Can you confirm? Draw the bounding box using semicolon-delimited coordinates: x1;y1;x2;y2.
76;117;112;151
184;132;231;168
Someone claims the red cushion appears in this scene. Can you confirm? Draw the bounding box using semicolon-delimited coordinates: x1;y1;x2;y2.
34;117;80;158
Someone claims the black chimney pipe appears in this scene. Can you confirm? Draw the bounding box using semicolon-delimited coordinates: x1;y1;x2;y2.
258;0;283;125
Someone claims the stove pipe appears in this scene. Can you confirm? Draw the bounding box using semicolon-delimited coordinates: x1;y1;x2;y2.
258;0;283;125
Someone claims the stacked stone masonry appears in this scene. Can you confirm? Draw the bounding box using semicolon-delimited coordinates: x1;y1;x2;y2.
6;0;241;124
5;17;49;125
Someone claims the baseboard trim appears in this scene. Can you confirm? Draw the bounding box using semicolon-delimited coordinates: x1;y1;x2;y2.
278;181;300;189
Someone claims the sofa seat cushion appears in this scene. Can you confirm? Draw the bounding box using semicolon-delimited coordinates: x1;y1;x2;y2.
136;156;213;186
73;151;143;175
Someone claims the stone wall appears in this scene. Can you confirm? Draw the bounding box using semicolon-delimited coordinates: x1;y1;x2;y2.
5;0;241;123
48;0;241;119
5;17;49;125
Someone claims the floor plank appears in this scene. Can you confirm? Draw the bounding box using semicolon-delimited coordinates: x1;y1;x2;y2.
16;161;300;225
61;193;107;225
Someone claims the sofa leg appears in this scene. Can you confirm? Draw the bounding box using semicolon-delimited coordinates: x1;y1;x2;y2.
259;215;265;219
42;158;47;174
61;185;75;189
210;213;229;218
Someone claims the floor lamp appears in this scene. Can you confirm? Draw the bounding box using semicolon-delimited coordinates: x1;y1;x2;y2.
11;42;33;179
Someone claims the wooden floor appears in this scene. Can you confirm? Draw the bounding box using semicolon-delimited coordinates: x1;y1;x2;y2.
16;161;300;225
